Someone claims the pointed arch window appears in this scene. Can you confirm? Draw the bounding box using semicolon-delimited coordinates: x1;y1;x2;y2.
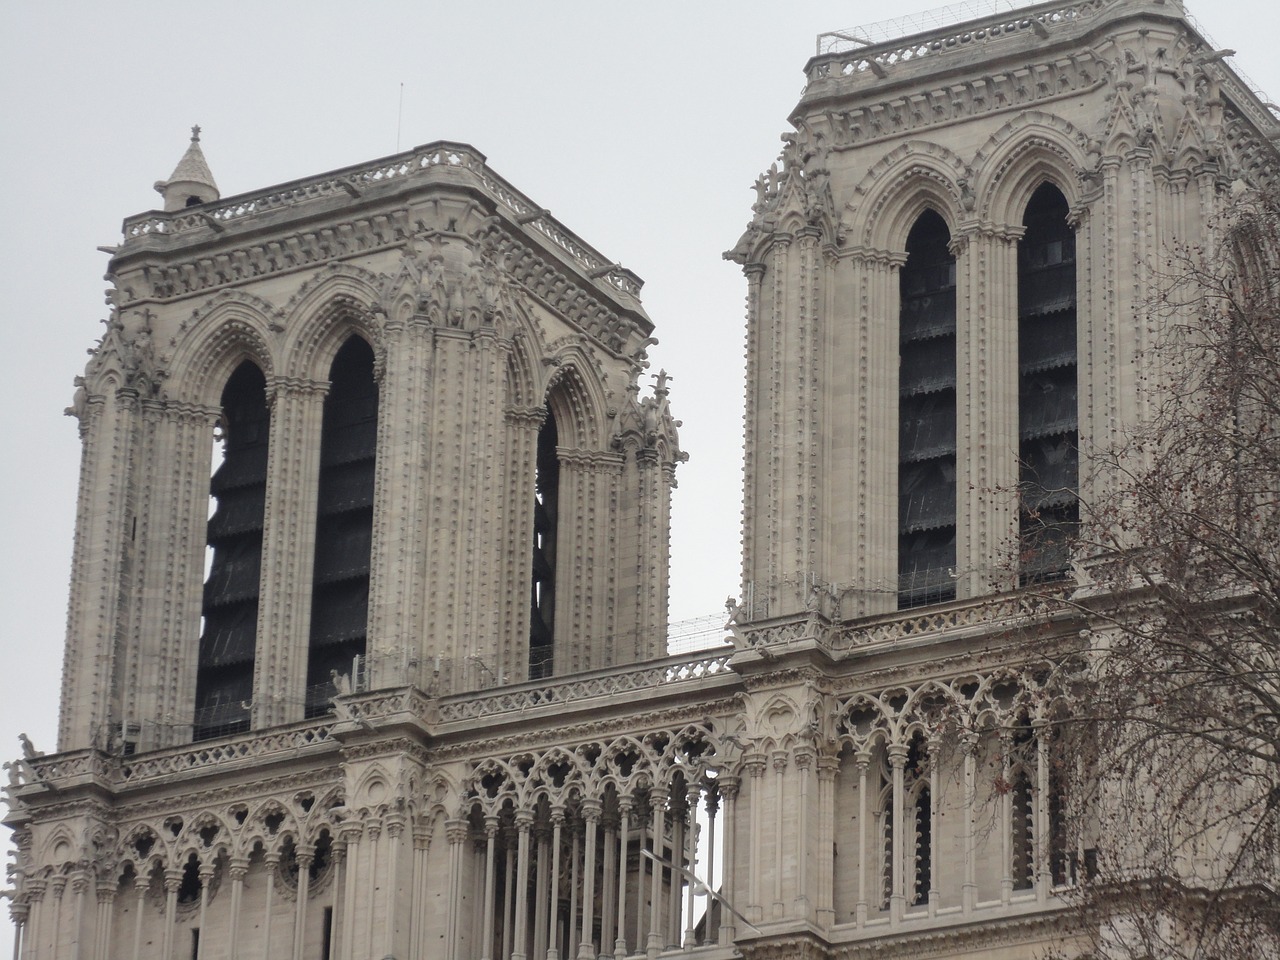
1018;184;1078;582
306;337;378;715
898;210;957;608
529;404;559;680
195;361;269;740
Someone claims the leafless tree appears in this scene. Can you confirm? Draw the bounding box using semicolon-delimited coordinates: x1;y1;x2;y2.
1045;184;1280;960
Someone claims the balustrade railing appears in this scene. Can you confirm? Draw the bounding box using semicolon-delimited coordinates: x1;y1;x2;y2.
120;141;642;297
812;0;1110;80
436;650;736;723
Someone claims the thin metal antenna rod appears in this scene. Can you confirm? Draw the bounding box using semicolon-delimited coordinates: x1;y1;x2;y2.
396;82;405;152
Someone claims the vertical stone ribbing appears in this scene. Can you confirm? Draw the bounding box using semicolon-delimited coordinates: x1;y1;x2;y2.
499;408;541;685
795;237;811;584
58;386;138;751
367;311;429;690
961;220;1013;589
256;378;327;727
850;255;873;616
1130;151;1156;425
139;403;219;748
953;232;979;599
1074;203;1103;514
740;266;764;599
854;252;903;615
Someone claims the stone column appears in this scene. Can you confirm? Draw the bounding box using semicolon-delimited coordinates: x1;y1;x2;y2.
961;732;978;914
263;853;280;958
745;757;765;923
444;820;469;960
361;818;384;960
24;879;45;960
999;732;1014;906
339;824;363;960
383;817;404;960
815;756;839;926
92;880;116;960
634;816;646;957
532;822;550;960
256;377;328;726
503;838;516;960
576;800;601;960
772;752;787;919
599;809;617;956
161;870;181;960
646;787;668;959
927;736;942;916
10;897;28;960
227;858;249;960
614;798;631;959
481;817;499;960
683;782;700;946
197;863;214;958
955;226;1021;595
793;748;813;920
512;810;533;960
667;798;683;947
717;776;739;945
130;876;146;960
888;744;908;925
547;807;564;960
567;823;580;960
409;825;432;960
69;873;88;960
292;847;314;960
854;750;871;927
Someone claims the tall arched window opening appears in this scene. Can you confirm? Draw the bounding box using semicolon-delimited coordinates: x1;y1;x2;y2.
195;361;269;741
898;210;958;608
306;336;378;715
1018;183;1078;582
528;404;559;680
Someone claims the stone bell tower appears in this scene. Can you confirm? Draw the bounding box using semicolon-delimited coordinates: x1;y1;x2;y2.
7;137;686;960
54;137;682;754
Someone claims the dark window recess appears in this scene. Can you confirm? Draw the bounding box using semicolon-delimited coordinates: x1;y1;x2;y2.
898;336;958;396
1011;768;1036;891
907;737;932;905
1019;369;1078;440
306;338;377;714
195;362;269;741
899;394;958;463
1018;184;1078;584
898;211;957;608
529;406;559;680
1018;314;1077;374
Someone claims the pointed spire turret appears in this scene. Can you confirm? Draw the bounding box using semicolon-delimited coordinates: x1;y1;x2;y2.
153;125;220;212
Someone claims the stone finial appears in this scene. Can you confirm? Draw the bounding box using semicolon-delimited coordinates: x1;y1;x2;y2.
153;125;220;212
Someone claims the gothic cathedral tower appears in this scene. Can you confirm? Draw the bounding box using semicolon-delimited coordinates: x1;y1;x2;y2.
7;137;687;960
58;135;682;753
7;2;1279;959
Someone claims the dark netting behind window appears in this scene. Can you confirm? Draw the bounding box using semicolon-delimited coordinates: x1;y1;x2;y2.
195;361;269;740
529;405;559;680
899;210;957;607
306;337;377;715
1018;183;1078;583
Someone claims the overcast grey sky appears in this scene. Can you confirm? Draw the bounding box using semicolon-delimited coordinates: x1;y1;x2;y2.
1;1;1276;947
